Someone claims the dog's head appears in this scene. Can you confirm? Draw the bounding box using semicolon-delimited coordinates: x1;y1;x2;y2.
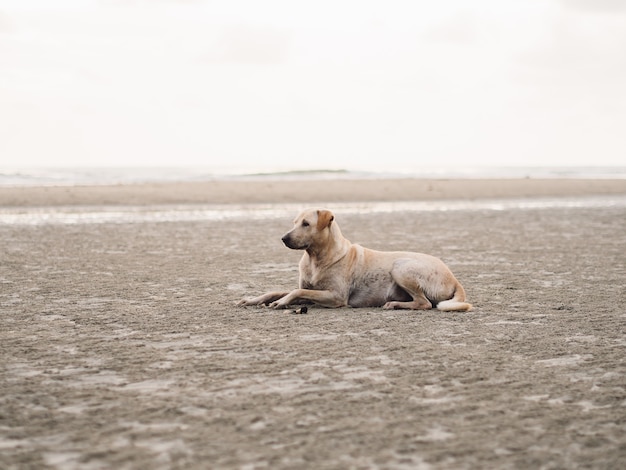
281;209;335;250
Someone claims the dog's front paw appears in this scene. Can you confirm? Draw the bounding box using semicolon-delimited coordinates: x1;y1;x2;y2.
269;300;289;309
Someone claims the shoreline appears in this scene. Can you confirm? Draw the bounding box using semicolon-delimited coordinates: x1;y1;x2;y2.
1;178;626;207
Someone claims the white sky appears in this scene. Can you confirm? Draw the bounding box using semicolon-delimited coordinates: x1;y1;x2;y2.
0;0;625;170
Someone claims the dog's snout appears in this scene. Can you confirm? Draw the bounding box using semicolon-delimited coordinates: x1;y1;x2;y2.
282;232;302;250
281;233;294;248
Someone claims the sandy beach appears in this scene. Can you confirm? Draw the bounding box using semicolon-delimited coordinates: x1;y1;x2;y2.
1;177;626;207
1;178;625;469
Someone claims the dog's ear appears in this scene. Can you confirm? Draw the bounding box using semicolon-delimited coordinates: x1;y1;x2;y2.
316;210;334;230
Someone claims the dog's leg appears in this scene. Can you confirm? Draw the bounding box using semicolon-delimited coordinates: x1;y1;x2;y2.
385;259;471;311
383;259;434;310
383;291;432;310
269;288;346;309
237;291;289;307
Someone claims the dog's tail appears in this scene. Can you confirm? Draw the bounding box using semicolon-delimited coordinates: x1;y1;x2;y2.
436;284;472;312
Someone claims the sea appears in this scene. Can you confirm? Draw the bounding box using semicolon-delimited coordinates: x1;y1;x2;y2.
1;165;626;187
1;165;625;225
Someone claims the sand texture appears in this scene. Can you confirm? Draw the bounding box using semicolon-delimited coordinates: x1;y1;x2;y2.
1;180;626;469
2;178;626;206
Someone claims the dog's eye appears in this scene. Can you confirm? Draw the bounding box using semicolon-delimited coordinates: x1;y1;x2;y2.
302;220;309;227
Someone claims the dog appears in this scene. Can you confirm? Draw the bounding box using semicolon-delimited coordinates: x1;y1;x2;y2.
238;208;471;311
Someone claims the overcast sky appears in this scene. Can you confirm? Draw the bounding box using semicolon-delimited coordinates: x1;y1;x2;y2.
1;0;625;170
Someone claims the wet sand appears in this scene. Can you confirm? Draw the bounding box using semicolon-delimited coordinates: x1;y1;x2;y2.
1;179;625;469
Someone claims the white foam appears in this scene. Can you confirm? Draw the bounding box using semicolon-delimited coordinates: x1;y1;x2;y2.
2;196;625;225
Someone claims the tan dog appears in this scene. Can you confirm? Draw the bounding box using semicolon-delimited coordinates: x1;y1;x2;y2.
238;209;471;311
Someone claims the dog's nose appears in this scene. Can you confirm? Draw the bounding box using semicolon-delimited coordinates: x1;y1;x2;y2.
281;234;290;245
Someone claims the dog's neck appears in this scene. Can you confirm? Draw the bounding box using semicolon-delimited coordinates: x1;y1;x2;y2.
305;223;350;267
